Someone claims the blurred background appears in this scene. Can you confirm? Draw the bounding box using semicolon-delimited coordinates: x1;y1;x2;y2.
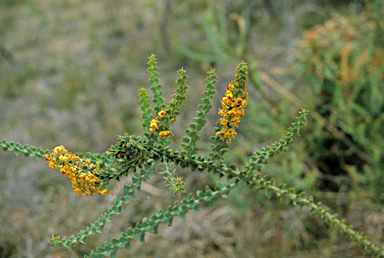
1;0;383;257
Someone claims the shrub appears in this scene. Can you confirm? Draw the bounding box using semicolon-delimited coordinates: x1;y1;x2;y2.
1;54;383;257
290;3;384;199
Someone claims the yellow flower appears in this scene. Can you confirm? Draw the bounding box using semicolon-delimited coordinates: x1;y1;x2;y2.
159;130;170;138
59;168;65;175
224;129;237;139
215;131;223;137
220;119;228;126
226;84;234;91
235;97;243;104
53;145;66;155
158;109;166;117
225;91;233;99
221;98;230;109
150;119;158;129
228;110;237;117
229;117;241;127
59;155;68;162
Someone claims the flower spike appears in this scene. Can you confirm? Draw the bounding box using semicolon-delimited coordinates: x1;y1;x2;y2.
215;62;248;143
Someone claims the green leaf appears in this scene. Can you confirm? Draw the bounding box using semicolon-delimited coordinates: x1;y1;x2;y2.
140;233;145;243
228;163;237;170
96;246;105;253
209;199;215;208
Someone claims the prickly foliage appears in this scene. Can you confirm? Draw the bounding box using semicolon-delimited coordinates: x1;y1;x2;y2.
1;55;383;257
181;69;217;157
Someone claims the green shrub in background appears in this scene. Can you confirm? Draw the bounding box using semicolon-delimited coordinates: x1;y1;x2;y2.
2;54;384;257
173;1;325;194
290;2;384;200
170;1;384;253
175;0;384;198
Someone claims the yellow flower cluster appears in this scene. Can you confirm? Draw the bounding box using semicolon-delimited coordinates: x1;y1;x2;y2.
216;83;248;143
148;109;171;139
149;118;159;134
45;146;111;197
